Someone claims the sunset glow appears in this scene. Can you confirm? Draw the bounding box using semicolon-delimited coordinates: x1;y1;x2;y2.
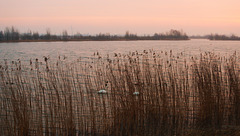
1;0;240;35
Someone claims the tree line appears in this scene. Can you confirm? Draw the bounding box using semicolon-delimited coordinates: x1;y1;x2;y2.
208;34;240;40
0;26;189;42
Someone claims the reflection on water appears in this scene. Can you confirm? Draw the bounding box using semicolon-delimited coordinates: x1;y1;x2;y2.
0;39;240;61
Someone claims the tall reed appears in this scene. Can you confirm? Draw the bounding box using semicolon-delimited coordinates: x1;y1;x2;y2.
0;50;240;135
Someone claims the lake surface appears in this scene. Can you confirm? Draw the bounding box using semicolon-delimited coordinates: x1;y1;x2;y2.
0;39;240;61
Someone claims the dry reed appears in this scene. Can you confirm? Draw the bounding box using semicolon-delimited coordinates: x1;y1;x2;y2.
0;50;240;135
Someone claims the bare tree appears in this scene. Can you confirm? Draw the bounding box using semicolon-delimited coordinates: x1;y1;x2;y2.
45;28;51;40
0;31;4;41
62;30;68;40
32;32;39;40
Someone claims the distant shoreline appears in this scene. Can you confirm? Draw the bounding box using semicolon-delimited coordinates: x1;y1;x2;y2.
0;28;190;43
0;39;191;43
3;39;240;43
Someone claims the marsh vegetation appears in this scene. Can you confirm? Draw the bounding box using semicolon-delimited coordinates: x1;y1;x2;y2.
0;50;240;135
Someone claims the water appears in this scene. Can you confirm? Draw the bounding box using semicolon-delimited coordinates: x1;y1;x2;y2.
0;39;240;61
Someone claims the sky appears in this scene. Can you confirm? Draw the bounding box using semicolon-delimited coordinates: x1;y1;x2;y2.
0;0;240;35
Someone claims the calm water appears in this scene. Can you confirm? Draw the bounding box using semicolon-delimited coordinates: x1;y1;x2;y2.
0;39;240;61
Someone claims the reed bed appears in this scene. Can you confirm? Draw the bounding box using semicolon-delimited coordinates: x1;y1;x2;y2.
0;50;240;135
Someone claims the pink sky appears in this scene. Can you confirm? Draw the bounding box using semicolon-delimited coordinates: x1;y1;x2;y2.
0;0;240;35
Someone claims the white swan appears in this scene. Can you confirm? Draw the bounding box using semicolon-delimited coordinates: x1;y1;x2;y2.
98;90;107;94
133;92;140;95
